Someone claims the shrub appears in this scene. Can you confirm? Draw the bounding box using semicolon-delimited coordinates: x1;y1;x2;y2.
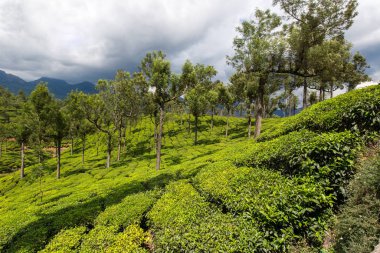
105;224;149;253
95;190;159;229
147;180;264;252
229;130;361;199
194;163;334;248
39;226;87;253
332;147;380;253
258;85;380;141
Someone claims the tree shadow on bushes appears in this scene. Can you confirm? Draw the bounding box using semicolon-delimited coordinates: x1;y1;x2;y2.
2;170;193;253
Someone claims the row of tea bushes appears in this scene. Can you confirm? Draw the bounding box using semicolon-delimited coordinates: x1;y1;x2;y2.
193;162;334;248
258;85;380;141
147;180;265;252
227;130;361;199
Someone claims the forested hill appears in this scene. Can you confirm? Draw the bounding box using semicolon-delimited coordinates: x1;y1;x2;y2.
0;70;96;99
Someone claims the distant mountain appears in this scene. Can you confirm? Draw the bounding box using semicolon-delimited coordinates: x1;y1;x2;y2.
0;70;97;99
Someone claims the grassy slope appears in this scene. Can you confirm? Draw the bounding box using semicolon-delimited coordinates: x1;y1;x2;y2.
0;114;251;252
0;85;379;252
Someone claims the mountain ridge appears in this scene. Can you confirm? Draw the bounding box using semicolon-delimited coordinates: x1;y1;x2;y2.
0;70;97;99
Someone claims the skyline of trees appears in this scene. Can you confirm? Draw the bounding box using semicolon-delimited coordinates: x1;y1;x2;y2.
0;0;373;177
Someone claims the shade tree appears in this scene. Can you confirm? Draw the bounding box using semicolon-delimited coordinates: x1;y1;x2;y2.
140;51;189;170
228;9;285;138
273;0;359;108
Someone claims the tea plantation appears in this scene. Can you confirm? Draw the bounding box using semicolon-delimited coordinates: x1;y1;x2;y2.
0;86;380;252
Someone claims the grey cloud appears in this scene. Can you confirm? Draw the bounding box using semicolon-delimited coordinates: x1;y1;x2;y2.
0;0;378;84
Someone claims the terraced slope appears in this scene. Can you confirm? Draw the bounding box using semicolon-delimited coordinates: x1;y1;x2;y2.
0;86;379;252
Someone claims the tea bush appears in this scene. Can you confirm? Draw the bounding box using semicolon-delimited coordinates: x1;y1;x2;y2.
38;226;87;253
229;130;361;199
95;190;159;228
147;180;265;252
258;85;380;141
194;163;334;248
332;146;380;253
79;224;149;253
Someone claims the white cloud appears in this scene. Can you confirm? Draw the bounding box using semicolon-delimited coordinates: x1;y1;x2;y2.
0;0;378;84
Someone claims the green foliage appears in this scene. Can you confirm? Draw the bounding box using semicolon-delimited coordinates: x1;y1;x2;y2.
95;191;159;228
258;86;380;141
147;180;264;252
39;226;87;253
79;225;119;252
332;146;380;253
194;163;334;248
105;224;149;253
0;85;379;252
230;130;361;199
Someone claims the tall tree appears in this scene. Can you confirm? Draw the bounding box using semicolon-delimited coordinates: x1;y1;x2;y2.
308;39;351;98
230;72;257;138
140;51;187;170
186;84;209;145
29;83;55;163
64;91;95;164
207;82;221;130
274;0;359;108
181;60;217;144
49;101;68;179
81;92;114;169
345;52;370;91
218;84;234;137
12;102;34;179
228;9;285;138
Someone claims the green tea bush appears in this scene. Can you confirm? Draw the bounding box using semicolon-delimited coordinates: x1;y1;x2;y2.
95;190;159;228
230;130;361;199
291;131;361;199
332;147;380;253
258;86;380;141
38;226;87;253
230;130;317;169
79;225;119;252
194;163;334;248
105;224;149;253
147;180;265;252
79;224;149;253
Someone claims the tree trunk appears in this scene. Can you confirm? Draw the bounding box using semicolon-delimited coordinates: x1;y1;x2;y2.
210;109;214;131
117;130;121;162
155;106;164;171
82;136;85;164
225;110;230;137
123;126;127;153
330;83;334;98
70;137;73;156
55;142;58;159
319;87;323;102
254;77;265;139
323;89;326;101
248;102;253;138
187;113;191;134
106;134;112;169
248;111;252;138
57;139;61;179
303;77;308;109
20;141;25;179
194;115;198;145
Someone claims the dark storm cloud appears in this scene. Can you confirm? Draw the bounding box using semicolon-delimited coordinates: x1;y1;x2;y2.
0;0;378;84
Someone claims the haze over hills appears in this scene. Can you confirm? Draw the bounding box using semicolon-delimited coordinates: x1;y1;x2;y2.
0;70;97;99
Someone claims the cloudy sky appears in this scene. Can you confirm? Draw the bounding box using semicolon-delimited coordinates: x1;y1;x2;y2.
0;0;379;84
